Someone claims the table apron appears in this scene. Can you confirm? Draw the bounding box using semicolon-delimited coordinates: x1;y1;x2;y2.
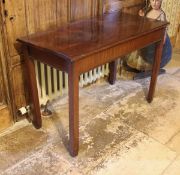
75;28;165;74
28;47;70;72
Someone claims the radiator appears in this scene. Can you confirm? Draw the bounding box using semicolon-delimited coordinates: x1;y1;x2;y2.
34;60;111;105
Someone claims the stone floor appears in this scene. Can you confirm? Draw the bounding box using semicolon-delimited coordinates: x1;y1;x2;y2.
0;49;180;175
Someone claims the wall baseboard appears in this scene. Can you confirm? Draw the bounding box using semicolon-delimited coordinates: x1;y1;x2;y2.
0;106;13;133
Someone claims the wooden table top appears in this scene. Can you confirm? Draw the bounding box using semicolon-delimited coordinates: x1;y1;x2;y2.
18;11;168;62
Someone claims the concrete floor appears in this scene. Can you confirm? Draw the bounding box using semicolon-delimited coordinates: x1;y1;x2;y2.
0;50;180;175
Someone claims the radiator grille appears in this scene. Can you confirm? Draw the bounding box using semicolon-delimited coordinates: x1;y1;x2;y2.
34;61;111;104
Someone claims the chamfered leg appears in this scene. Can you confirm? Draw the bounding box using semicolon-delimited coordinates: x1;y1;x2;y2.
147;38;164;103
109;60;117;85
23;46;42;129
68;63;79;157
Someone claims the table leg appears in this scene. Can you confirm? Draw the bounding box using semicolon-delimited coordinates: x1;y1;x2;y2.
23;46;42;129
147;39;164;103
68;64;79;157
108;60;117;85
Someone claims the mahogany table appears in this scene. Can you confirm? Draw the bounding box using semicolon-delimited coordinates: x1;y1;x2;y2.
18;11;168;157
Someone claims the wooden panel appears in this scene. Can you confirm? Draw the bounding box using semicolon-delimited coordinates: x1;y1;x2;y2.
70;0;98;20
0;63;5;104
104;0;143;14
122;0;143;7
0;11;13;130
25;0;57;34
56;0;69;26
3;0;59;120
3;0;27;56
11;60;27;112
0;43;5;104
0;106;12;132
0;14;9;106
103;0;123;12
